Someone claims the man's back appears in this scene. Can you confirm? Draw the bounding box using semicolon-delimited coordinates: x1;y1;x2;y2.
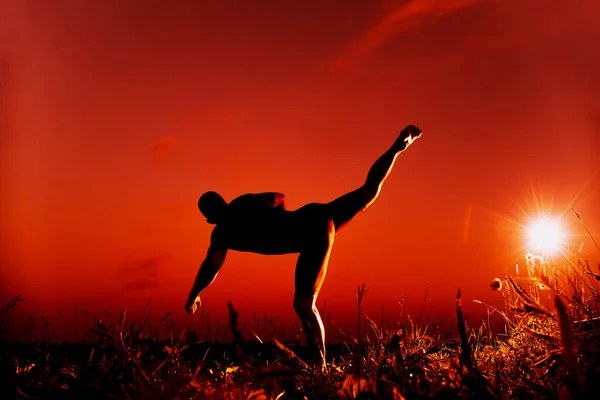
212;193;304;255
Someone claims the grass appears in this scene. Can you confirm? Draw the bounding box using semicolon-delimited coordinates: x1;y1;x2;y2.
2;220;599;398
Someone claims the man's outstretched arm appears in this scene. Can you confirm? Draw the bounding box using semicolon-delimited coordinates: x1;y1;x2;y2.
185;243;228;314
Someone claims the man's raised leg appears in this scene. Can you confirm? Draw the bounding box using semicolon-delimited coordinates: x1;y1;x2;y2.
360;125;422;207
327;125;423;231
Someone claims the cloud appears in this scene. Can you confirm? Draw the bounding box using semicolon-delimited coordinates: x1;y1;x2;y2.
118;255;166;292
332;0;495;69
182;107;249;131
152;136;179;165
122;279;160;291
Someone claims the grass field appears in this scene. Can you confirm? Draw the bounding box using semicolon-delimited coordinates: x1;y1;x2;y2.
2;228;600;399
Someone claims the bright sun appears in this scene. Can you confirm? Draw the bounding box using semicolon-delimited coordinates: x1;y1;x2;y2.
525;217;566;255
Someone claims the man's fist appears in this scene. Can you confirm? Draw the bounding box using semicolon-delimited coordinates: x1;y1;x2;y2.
185;295;201;315
394;125;423;151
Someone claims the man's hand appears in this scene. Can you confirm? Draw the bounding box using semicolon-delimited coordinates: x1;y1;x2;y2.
185;294;201;315
394;125;423;151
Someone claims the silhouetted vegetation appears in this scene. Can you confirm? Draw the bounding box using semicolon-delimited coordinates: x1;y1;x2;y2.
2;214;600;399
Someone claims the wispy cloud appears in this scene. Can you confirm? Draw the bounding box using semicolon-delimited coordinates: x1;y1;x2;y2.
152;136;179;165
118;255;168;292
122;278;159;291
333;0;495;69
182;107;249;130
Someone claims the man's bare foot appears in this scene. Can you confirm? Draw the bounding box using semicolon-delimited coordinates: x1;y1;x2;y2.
185;295;201;314
394;125;423;151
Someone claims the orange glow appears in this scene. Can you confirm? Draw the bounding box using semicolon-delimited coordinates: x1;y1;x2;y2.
1;0;599;340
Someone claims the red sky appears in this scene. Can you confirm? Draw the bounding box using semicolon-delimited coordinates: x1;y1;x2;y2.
1;0;599;340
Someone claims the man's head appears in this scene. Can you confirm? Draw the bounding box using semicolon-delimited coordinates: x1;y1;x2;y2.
198;191;227;224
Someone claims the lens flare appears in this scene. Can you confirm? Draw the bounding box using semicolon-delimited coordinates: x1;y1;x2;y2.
525;217;566;255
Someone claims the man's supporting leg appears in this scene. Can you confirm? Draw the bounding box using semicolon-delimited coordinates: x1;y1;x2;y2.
293;219;335;371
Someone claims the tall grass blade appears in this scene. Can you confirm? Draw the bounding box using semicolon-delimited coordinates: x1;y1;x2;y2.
555;295;582;397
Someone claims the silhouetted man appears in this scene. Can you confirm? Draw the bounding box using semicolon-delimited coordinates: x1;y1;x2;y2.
185;125;423;370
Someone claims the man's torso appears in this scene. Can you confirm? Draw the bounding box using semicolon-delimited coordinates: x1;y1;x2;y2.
212;194;308;254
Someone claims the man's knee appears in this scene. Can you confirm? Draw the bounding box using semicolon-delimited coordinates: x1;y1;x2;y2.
360;185;379;208
293;295;315;317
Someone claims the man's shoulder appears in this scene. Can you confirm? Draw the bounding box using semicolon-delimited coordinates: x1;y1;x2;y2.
229;193;268;209
230;193;258;203
210;226;227;247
